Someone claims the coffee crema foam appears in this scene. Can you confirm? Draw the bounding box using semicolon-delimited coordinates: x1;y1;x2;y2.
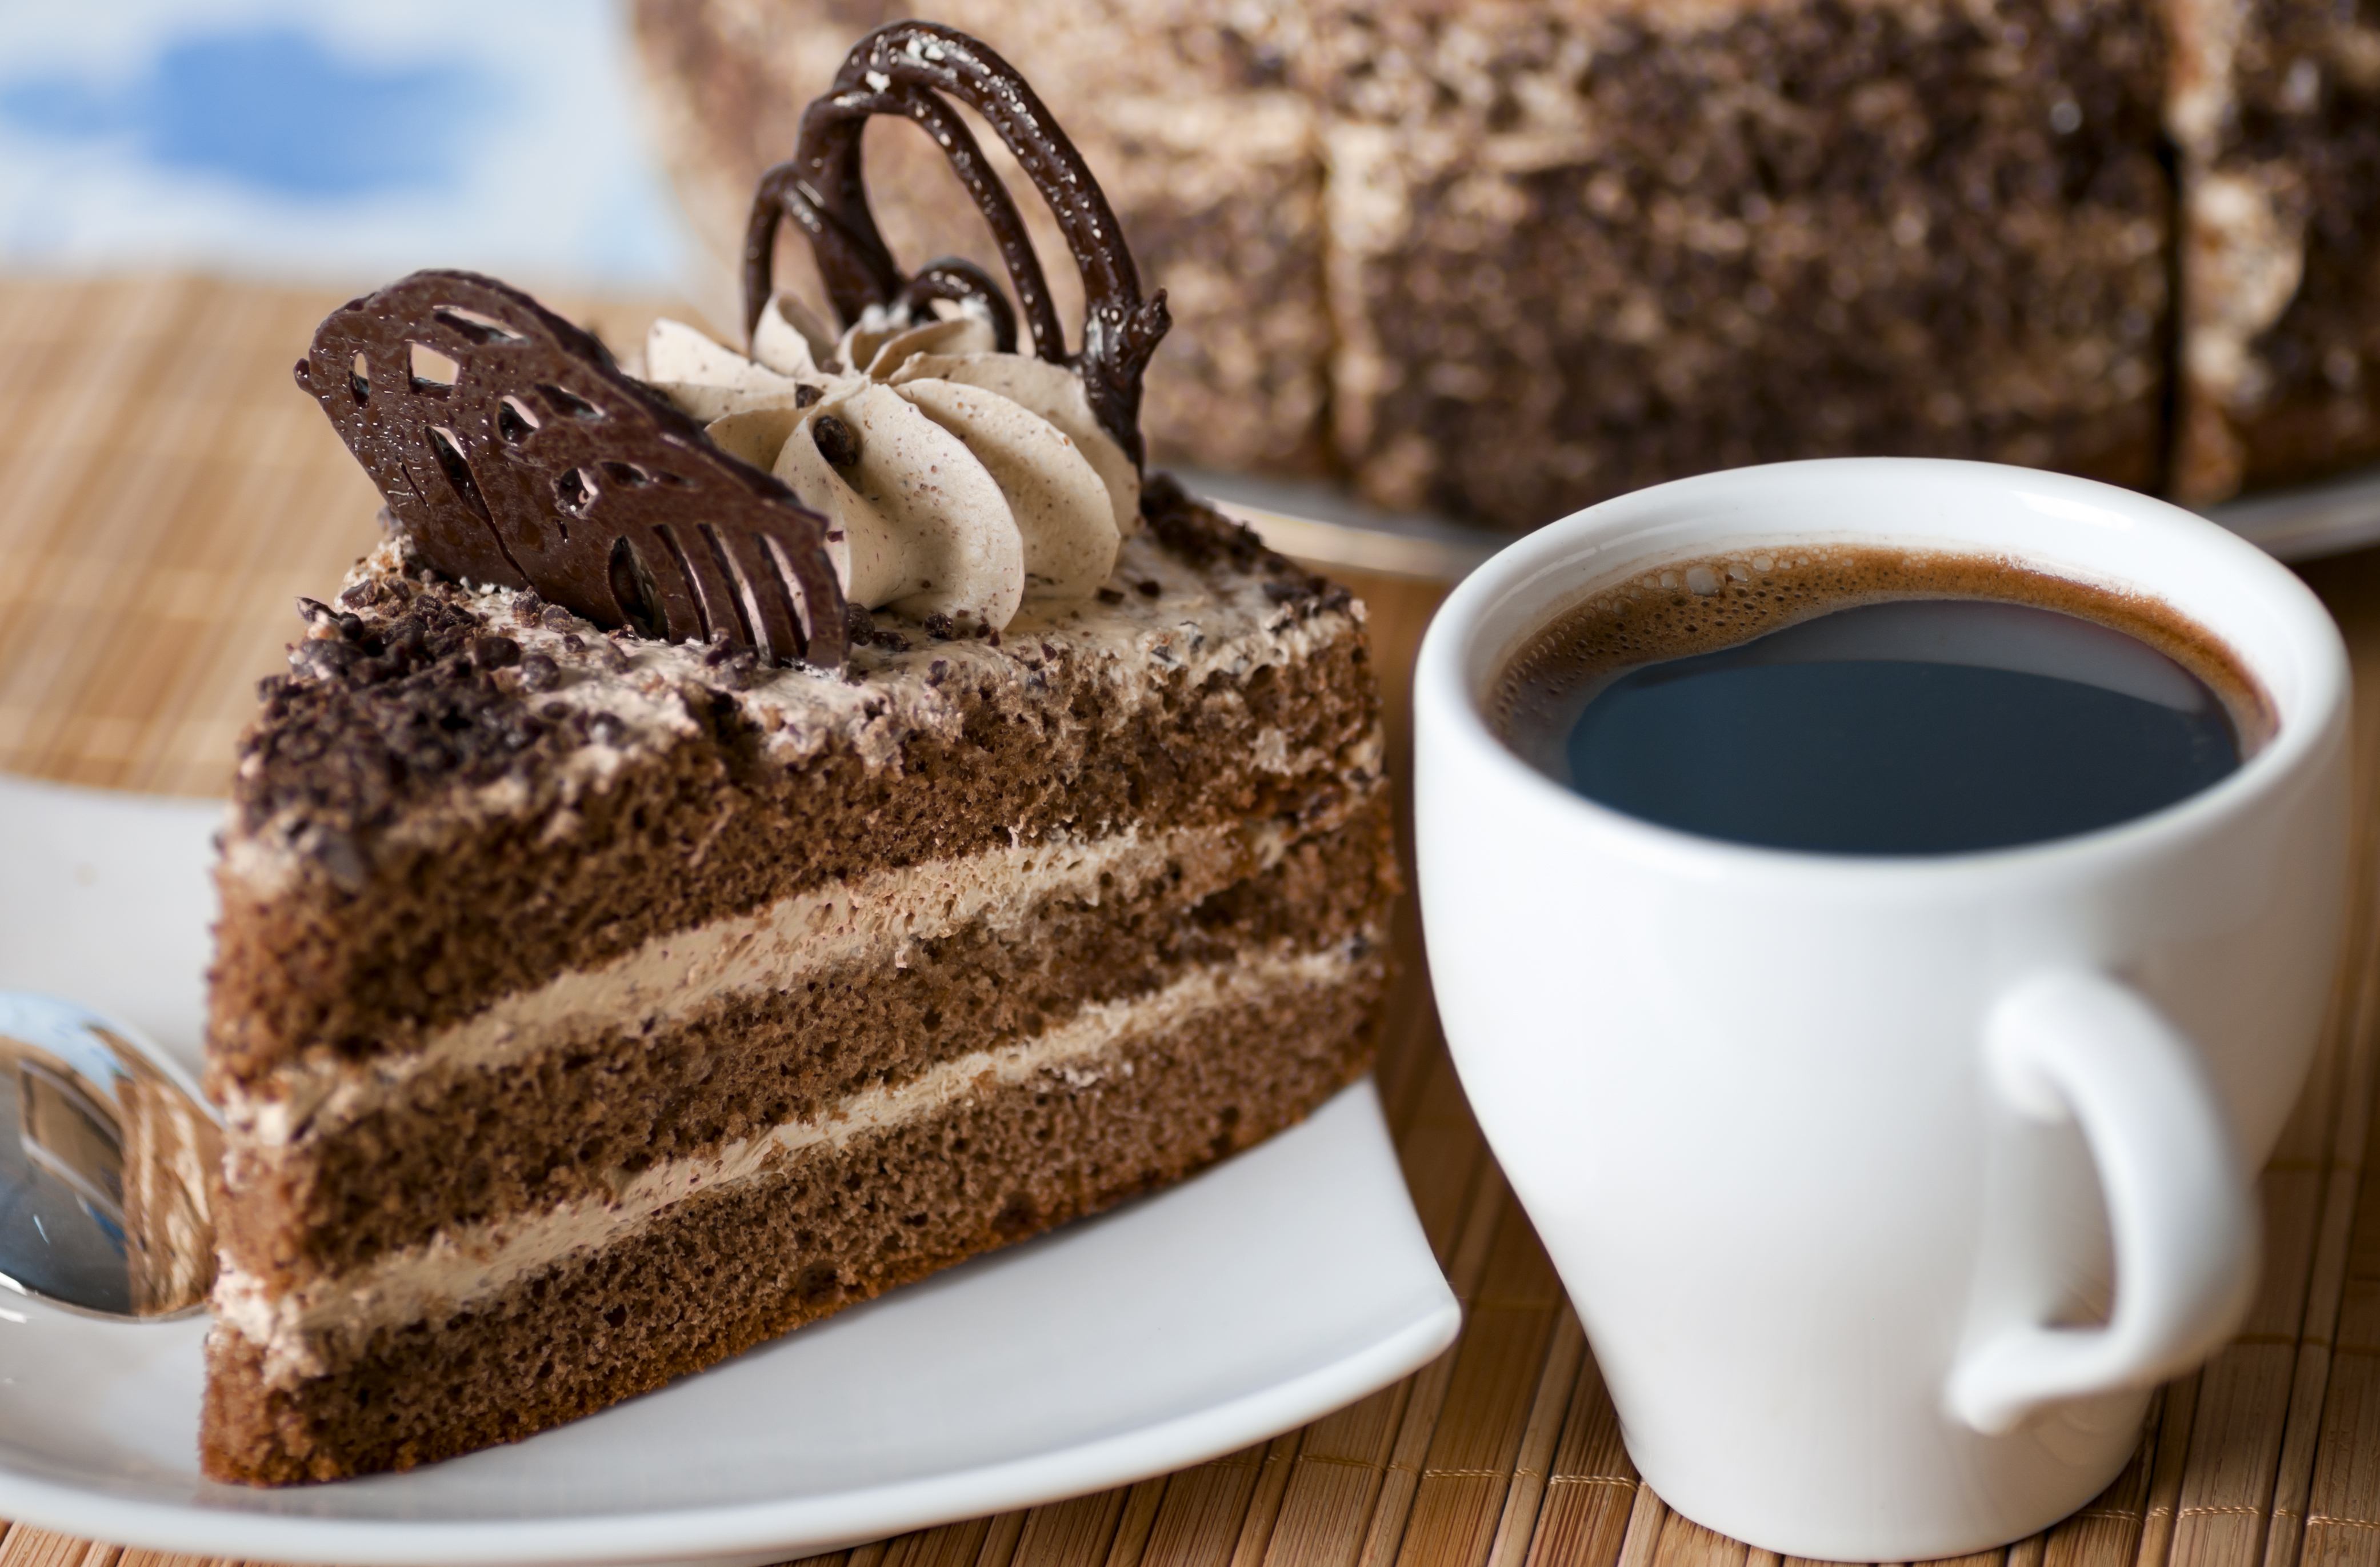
1489;543;2277;773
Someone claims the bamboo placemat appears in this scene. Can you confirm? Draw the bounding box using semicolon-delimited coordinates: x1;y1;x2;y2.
1;273;2377;1567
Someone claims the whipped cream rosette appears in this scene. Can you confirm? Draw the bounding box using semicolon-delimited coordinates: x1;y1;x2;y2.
645;295;1138;632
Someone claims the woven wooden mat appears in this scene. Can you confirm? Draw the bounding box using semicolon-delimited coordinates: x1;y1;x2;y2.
1;273;2377;1567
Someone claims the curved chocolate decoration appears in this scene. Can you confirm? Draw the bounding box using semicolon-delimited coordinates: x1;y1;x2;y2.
297;270;849;669
743;21;1171;470
898;258;1018;355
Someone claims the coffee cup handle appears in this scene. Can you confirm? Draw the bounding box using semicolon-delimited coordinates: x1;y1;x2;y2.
1946;969;2258;1436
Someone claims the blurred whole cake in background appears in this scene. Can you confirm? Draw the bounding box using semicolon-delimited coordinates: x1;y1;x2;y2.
633;0;2379;530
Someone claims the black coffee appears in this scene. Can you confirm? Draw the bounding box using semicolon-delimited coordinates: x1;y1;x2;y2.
1491;547;2268;857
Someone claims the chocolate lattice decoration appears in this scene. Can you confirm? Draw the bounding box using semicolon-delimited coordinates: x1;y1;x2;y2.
297;271;849;669
744;21;1172;471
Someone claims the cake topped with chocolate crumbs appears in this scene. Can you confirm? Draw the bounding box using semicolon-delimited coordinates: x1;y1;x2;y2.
199;22;1397;1485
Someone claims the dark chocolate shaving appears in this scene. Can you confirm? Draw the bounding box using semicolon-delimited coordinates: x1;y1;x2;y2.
811;414;860;469
297;271;849;669
743;22;1170;470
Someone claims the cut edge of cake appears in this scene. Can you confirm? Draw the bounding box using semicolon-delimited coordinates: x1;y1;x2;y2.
200;479;1399;1484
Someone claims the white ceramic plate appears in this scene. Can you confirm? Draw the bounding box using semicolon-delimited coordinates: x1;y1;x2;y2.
0;774;1460;1566
1186;462;2380;583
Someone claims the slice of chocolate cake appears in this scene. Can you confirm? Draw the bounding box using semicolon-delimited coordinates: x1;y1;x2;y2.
200;23;1396;1485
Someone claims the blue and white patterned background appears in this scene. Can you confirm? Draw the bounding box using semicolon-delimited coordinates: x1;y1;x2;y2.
0;0;695;293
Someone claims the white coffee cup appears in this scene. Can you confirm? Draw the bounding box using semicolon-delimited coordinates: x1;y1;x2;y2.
1412;458;2351;1562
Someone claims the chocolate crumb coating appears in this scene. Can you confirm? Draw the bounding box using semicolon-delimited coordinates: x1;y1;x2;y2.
247;584;568;862
1304;0;2173;530
2170;0;2380;502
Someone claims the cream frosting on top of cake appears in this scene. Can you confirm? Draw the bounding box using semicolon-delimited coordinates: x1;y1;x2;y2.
644;295;1138;631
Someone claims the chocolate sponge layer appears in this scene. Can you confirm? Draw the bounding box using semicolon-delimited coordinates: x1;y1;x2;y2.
220;808;1396;1283
200;969;1383;1486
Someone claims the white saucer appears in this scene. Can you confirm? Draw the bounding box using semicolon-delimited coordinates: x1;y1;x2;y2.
0;774;1459;1566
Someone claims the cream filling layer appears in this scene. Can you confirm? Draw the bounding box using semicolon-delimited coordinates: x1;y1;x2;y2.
214;944;1365;1388
225;802;1368;1149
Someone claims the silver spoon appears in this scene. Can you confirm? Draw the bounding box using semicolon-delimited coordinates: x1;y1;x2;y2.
0;993;220;1320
